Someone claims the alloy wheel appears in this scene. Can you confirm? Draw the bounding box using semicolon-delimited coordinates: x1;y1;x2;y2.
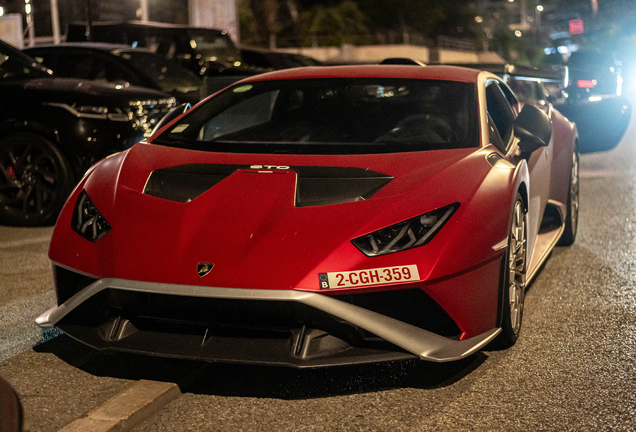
570;150;580;233
0;140;62;221
508;199;527;337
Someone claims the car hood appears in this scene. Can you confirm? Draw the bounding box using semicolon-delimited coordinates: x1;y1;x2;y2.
16;77;172;106
50;142;509;291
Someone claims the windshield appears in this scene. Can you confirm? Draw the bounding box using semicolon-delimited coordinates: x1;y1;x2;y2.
116;50;201;92
187;29;240;63
0;42;51;80
155;78;479;155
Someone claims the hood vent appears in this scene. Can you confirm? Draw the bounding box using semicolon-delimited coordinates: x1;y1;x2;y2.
144;164;393;206
144;164;237;203
294;166;393;207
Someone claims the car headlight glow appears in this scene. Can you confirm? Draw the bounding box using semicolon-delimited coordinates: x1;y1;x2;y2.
72;191;111;242
75;105;109;115
43;102;130;121
352;203;459;256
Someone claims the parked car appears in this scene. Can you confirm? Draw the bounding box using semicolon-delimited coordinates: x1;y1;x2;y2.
558;51;631;153
558;92;631;153
24;43;203;105
66;21;257;97
567;50;623;96
0;39;176;226
67;21;241;71
37;65;579;368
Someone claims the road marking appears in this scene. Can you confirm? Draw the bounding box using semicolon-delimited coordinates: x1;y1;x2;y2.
57;380;181;432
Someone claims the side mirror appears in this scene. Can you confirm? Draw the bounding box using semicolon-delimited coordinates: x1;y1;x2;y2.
0;375;23;432
151;103;191;136
514;104;552;154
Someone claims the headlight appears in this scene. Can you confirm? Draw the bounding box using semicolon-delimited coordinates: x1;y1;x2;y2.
352;203;459;256
128;98;177;137
72;191;111;242
75;105;109;116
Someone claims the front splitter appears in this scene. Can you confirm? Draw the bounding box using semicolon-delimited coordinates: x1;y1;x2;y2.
37;277;500;364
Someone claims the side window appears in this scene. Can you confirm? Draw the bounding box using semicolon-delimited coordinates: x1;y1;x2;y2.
486;82;516;147
55;53;107;81
0;54;37;79
499;82;519;110
29;52;57;70
102;60;135;85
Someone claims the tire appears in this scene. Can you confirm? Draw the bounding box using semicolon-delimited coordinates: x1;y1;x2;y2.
492;194;528;349
557;143;579;246
0;133;73;226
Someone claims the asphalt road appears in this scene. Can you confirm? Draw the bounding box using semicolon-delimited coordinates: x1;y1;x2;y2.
2;108;636;431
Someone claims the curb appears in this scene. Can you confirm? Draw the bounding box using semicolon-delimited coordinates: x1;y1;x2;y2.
57;379;180;432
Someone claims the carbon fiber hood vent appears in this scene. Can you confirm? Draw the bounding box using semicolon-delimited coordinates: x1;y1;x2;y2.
144;164;235;203
144;164;393;206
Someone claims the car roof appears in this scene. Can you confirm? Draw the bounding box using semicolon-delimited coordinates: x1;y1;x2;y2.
241;65;483;83
25;42;152;54
69;20;228;33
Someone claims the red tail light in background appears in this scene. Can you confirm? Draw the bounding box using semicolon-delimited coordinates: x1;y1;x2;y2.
577;80;596;88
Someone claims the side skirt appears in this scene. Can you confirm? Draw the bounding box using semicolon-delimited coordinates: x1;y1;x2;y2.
526;200;565;285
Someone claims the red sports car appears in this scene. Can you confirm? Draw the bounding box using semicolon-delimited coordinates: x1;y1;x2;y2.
36;65;579;368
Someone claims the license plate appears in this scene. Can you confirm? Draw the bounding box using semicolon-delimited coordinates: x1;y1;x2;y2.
318;265;420;289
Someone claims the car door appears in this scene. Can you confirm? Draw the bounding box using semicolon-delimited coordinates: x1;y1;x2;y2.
486;79;553;263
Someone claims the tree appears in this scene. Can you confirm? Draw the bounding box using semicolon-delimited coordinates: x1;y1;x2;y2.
300;1;368;47
354;0;474;42
240;0;476;48
240;0;302;48
262;0;280;49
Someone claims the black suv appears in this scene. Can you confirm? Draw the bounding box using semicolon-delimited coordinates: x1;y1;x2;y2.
66;21;256;96
67;21;243;75
0;39;176;226
558;51;631;153
24;43;203;105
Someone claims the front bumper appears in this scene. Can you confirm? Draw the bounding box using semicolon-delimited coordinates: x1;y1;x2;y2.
36;278;500;368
